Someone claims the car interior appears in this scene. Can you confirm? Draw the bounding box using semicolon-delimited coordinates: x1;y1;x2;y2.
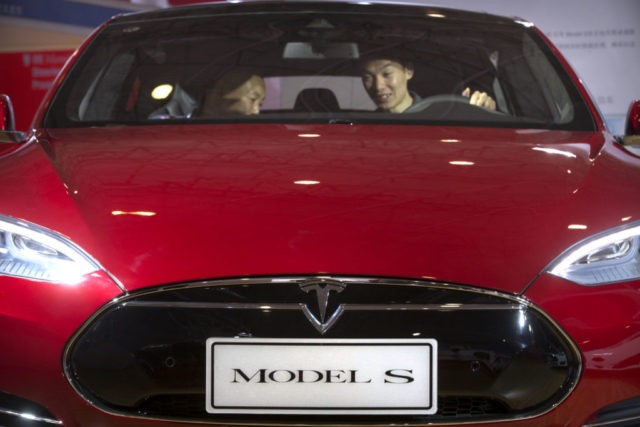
46;12;591;130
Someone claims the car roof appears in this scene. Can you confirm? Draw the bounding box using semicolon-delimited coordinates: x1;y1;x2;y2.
109;0;526;28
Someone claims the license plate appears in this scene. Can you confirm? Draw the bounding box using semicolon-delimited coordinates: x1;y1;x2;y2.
206;338;437;415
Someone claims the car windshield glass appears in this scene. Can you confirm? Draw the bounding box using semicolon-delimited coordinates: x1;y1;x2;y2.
44;7;594;130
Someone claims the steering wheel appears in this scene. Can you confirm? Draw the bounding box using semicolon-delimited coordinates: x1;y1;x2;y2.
405;94;505;115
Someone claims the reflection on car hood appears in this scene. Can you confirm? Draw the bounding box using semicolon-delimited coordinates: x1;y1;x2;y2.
24;124;628;293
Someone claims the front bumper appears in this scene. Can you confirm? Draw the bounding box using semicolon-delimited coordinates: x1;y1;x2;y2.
1;274;639;426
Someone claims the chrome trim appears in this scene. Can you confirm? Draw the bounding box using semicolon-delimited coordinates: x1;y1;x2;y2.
0;407;63;425
111;275;539;304
123;301;523;310
583;414;640;427
64;275;583;425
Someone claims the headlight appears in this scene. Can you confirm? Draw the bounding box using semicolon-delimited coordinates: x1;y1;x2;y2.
0;215;100;283
547;221;640;286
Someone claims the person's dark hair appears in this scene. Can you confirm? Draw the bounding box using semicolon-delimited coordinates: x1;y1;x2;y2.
198;68;264;116
358;51;414;72
208;68;263;100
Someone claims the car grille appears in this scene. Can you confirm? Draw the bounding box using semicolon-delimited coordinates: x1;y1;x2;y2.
65;276;580;424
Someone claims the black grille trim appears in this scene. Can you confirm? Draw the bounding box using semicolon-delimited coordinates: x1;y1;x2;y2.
64;276;582;425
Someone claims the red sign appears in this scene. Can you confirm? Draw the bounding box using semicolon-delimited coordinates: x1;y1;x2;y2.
0;50;74;131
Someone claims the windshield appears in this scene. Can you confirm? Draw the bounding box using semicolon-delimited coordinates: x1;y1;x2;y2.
44;6;594;130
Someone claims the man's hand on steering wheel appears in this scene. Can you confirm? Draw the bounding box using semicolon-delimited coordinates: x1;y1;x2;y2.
462;87;497;111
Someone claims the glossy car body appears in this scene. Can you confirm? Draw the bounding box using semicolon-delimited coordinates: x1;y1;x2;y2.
1;1;639;426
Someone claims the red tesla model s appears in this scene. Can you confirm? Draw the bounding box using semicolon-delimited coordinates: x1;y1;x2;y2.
0;1;639;426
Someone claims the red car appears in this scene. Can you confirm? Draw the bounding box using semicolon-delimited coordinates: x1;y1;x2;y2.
1;1;639;426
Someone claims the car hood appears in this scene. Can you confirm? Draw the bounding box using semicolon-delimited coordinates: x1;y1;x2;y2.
12;124;632;293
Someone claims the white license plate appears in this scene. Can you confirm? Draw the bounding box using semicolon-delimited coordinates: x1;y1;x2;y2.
206;338;437;415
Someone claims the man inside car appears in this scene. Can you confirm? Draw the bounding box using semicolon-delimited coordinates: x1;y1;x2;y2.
360;57;497;113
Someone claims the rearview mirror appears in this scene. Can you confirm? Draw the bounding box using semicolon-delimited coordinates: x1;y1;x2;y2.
283;42;359;59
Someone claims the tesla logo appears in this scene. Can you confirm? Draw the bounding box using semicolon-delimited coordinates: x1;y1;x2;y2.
299;279;346;335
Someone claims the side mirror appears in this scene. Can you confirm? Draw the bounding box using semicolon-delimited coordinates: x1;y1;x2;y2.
0;94;27;144
621;99;640;147
0;94;16;131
